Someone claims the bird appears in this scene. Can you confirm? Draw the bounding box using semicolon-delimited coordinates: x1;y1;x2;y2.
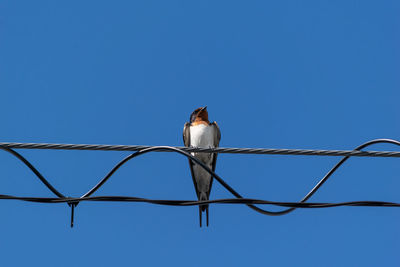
183;106;221;227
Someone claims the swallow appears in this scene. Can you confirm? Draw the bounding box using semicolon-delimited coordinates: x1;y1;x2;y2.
183;106;221;227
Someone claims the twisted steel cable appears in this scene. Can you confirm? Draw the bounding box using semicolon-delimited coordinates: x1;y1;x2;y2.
1;141;400;157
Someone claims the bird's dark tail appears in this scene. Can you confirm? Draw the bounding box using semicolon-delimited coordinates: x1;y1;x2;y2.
199;192;209;227
206;206;209;227
198;206;209;227
199;206;202;227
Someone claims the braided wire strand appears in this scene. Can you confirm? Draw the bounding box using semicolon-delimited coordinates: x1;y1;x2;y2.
1;141;400;157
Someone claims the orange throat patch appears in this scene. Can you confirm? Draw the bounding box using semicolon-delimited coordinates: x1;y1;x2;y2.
191;120;209;126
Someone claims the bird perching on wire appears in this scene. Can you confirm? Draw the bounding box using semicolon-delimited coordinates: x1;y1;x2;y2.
183;106;221;227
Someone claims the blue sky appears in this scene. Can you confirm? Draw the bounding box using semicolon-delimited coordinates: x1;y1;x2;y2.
0;1;399;266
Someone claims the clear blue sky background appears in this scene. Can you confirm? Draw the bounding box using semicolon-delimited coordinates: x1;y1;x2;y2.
0;1;399;266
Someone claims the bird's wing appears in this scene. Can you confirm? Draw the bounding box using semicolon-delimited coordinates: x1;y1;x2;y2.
183;122;191;147
211;121;221;150
183;122;200;199
207;121;221;198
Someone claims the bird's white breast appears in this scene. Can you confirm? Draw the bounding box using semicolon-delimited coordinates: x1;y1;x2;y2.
190;124;215;148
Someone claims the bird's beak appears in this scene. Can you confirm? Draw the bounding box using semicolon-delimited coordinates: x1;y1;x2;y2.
201;106;207;112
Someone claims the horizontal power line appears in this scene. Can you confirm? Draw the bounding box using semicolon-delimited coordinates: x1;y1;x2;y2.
1;194;399;208
1;141;400;158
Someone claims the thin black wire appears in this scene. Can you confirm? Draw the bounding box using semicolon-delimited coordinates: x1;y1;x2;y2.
1;141;400;158
77;146;278;216
269;138;400;215
79;139;400;216
0;139;399;224
0;145;65;198
0;194;398;208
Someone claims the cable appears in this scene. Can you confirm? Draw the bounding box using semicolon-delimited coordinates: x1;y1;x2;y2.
0;139;399;227
1;141;400;158
0;194;398;208
0;145;65;198
78;139;400;217
265;139;400;215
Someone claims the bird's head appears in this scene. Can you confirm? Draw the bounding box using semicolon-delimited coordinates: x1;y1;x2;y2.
190;106;209;123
